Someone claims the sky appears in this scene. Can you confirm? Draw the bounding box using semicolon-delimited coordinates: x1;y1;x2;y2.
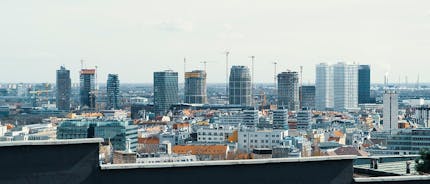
1;0;430;84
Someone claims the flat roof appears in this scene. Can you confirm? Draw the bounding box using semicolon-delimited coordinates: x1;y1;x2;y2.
101;155;356;170
0;138;104;147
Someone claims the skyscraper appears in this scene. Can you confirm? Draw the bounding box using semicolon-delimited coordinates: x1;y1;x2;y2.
300;85;315;110
154;70;179;116
184;70;207;104
358;65;371;104
56;66;71;111
333;62;358;111
315;63;333;111
383;91;399;131
107;74;120;110
229;66;252;106
277;71;299;111
80;69;96;110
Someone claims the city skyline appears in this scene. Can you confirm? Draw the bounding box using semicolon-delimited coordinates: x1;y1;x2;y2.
1;1;430;84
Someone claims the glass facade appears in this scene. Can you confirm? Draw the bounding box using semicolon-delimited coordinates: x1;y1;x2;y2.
57;120;138;151
153;70;179;116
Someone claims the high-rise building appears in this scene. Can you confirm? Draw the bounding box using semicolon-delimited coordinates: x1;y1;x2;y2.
315;63;333;111
80;69;96;110
300;85;315;110
56;66;71;111
358;65;371;104
154;70;179;116
107;74;120;110
383;91;399;131
273;109;288;130
277;71;300;111
333;62;358;111
229;66;252;106
184;70;207;104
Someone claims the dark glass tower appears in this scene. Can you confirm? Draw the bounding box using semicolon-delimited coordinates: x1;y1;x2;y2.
184;70;207;104
80;69;96;110
358;65;371;104
300;85;316;110
56;66;71;111
107;74;120;110
154;70;178;116
229;66;252;106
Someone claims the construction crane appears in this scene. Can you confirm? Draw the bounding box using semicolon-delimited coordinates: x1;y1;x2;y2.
200;61;209;71
225;51;230;105
249;56;255;106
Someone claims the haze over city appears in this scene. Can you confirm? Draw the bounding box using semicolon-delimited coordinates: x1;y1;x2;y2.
1;0;430;83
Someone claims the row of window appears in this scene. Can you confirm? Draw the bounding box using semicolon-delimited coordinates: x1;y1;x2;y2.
243;134;280;138
243;140;280;144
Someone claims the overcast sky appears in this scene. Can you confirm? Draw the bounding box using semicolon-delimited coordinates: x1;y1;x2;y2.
1;0;429;84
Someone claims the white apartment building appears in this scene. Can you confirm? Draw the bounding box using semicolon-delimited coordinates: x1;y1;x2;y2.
197;127;236;143
315;63;333;111
333;62;358;112
238;129;287;152
383;90;399;131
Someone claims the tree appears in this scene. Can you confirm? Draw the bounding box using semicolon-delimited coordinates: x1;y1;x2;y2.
415;148;430;174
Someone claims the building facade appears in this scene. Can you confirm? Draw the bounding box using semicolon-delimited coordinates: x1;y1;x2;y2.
80;69;96;110
383;91;399;131
300;85;315;110
238;129;287;152
277;71;300;111
184;70;207;104
358;65;371;104
243;110;259;128
315;63;333;111
297;109;312;130
229;66;252;106
106;74;120;110
57;120;138;151
153;70;179;116
273;109;288;130
56;66;71;111
333;62;358;112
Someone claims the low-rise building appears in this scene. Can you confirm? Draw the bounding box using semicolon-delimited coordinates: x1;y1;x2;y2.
238;129;287;152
